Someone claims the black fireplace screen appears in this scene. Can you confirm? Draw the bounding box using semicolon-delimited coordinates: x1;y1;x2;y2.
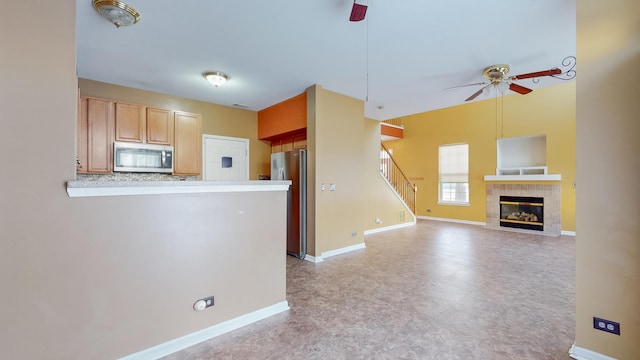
500;196;544;231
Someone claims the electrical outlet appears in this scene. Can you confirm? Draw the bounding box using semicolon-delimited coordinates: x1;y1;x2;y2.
593;317;620;335
194;296;215;311
351;231;357;237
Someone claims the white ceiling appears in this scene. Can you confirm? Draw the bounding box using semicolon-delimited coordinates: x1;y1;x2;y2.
76;0;576;121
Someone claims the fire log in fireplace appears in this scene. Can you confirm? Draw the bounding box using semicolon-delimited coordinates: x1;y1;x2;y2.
500;196;544;231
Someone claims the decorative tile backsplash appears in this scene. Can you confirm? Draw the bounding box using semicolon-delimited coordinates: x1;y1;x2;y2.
486;184;561;236
77;173;198;182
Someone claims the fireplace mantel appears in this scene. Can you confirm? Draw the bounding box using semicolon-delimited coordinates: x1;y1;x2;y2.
484;174;561;181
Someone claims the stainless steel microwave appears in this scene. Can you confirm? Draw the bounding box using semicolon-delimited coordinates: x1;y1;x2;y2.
113;141;173;173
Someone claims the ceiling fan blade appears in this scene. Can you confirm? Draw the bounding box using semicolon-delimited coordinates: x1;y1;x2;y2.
509;83;533;95
510;68;562;80
349;2;368;21
465;84;491;101
443;82;488;91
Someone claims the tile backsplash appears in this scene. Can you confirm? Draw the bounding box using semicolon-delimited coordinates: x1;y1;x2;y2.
77;173;198;182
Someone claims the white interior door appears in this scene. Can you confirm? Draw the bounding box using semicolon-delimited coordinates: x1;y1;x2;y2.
203;135;249;180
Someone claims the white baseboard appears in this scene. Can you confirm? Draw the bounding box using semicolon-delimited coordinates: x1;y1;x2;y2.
364;221;415;235
418;216;575;236
120;301;290;360
569;344;617;360
304;243;366;263
418;216;486;227
304;255;322;263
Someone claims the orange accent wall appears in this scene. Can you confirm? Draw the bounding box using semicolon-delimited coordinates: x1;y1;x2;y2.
258;92;307;140
381;124;404;139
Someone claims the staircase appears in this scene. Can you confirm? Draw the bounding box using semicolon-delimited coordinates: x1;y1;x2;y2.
380;144;417;214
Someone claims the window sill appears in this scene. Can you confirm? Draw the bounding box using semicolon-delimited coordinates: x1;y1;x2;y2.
437;201;470;207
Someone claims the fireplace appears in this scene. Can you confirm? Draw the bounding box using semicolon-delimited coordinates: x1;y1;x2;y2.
486;184;560;236
500;196;544;231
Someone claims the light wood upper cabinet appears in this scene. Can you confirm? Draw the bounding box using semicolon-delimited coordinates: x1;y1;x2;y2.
115;102;145;143
77;96;114;174
174;111;202;176
146;107;173;145
115;103;173;145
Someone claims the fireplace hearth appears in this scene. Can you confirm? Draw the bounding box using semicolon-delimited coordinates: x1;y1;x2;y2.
500;196;544;231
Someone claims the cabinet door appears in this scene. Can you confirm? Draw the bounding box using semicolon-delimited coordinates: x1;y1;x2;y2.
85;97;114;173
146;107;173;145
174;111;202;175
115;102;145;143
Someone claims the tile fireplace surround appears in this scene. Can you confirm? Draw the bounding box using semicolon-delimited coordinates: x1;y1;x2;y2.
486;184;561;236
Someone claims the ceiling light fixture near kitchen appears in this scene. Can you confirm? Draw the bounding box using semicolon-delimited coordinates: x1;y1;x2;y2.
92;0;141;28
204;72;229;87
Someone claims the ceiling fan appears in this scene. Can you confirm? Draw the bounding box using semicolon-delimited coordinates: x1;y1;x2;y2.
453;64;562;101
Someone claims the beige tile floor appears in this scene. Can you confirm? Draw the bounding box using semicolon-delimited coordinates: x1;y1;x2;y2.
164;220;575;359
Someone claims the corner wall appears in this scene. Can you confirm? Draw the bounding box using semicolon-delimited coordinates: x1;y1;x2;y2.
307;85;366;255
575;1;640;358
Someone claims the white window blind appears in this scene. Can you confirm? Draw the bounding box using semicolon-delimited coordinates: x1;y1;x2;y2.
439;143;469;203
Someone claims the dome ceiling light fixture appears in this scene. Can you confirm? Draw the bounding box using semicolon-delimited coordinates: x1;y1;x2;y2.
93;0;141;28
203;71;229;87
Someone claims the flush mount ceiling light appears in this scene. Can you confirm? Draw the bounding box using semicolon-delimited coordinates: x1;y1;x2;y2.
93;0;141;28
203;72;229;87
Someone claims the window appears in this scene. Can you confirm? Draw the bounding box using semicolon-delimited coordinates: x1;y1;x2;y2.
439;143;469;204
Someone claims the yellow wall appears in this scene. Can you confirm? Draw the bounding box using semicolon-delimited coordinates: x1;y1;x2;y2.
307;85;366;255
78;79;272;179
575;1;640;358
386;82;576;231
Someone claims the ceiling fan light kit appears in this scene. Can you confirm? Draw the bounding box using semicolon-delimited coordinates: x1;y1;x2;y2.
92;0;140;28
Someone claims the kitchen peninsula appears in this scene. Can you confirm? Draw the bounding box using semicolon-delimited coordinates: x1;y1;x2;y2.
64;178;292;358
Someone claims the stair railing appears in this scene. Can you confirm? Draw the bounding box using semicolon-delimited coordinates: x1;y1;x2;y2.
380;144;417;214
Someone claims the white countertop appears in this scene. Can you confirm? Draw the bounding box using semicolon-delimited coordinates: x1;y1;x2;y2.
66;180;292;198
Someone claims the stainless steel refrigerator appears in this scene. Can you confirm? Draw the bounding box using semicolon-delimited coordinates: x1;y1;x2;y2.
271;149;307;259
